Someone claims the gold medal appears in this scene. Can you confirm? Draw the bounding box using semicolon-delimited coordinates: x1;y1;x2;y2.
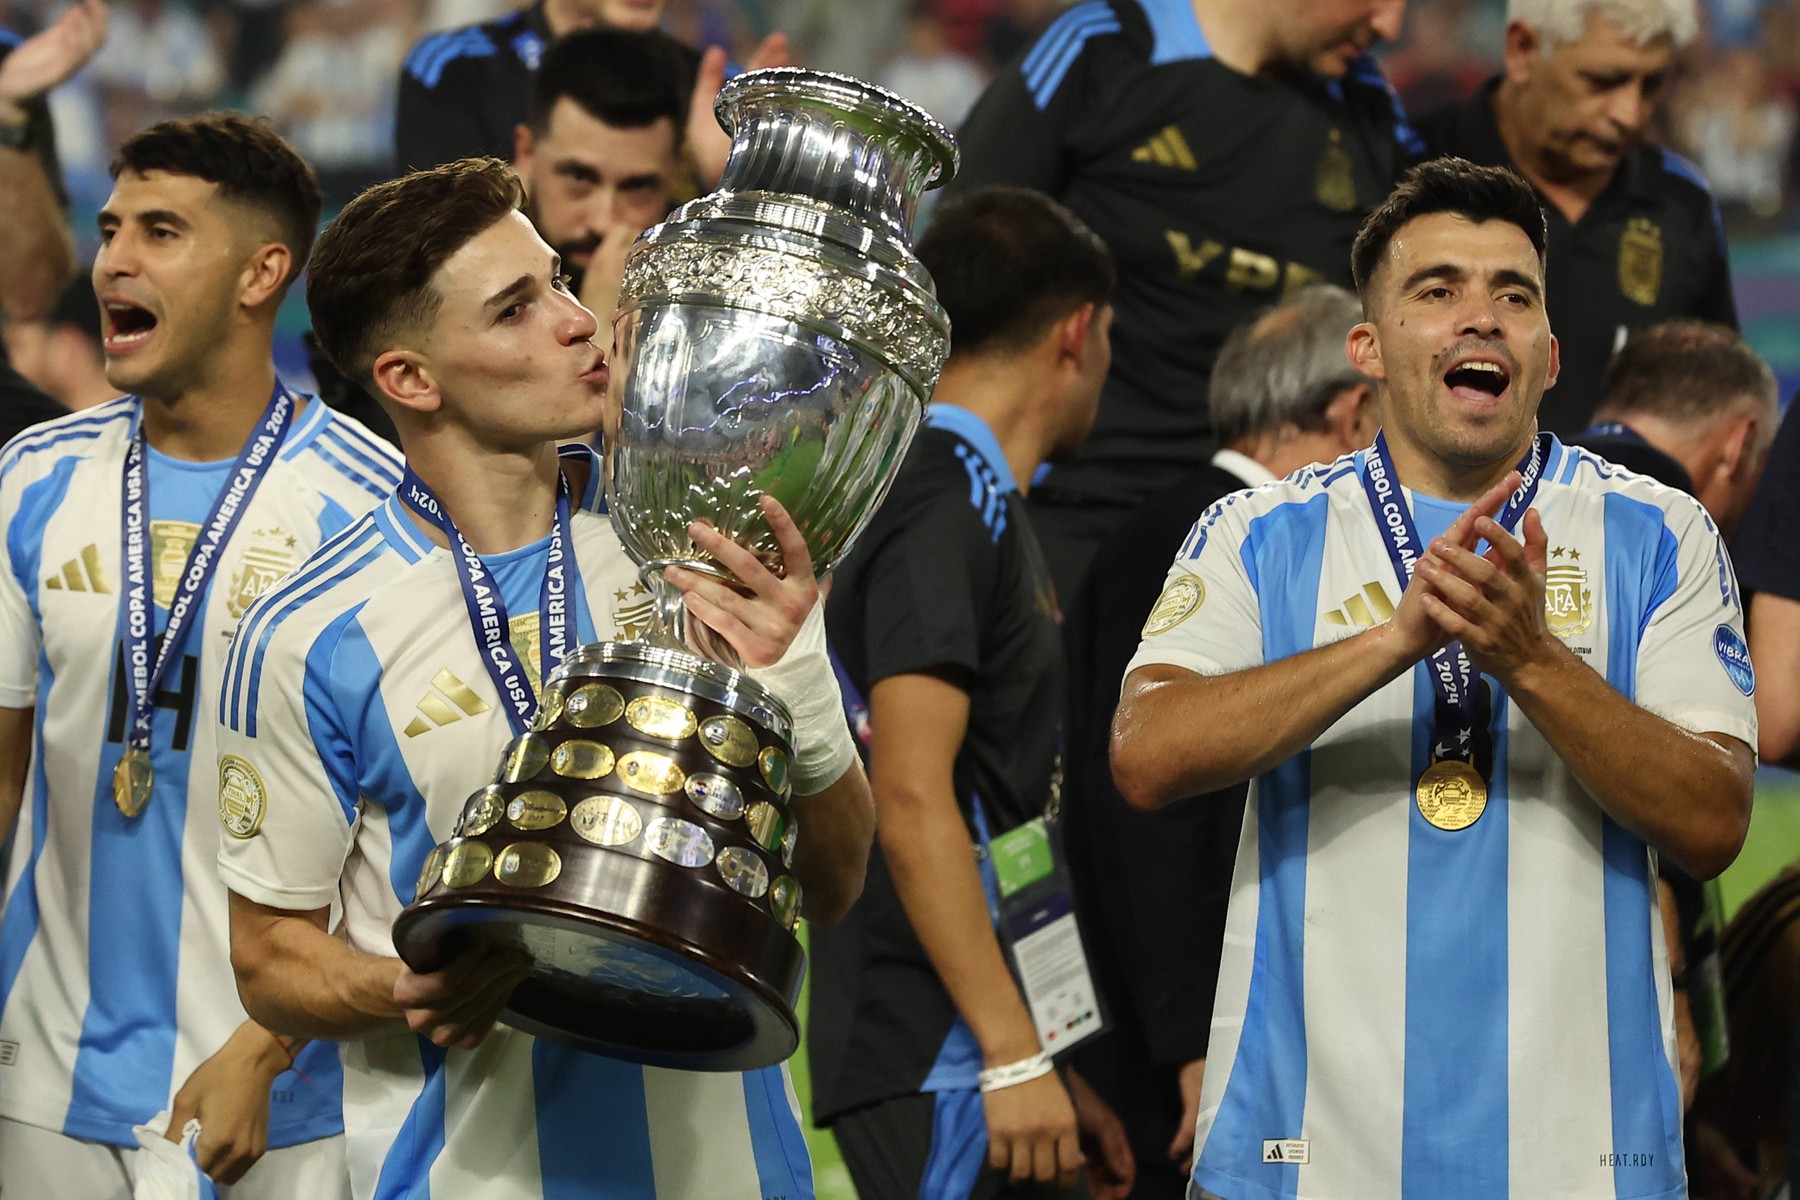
1415;760;1488;831
112;748;154;817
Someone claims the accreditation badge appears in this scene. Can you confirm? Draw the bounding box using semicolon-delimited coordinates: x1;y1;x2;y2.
988;816;1105;1056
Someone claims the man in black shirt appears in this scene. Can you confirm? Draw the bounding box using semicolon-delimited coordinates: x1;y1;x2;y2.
1569;319;1777;1121
1062;284;1373;1200
813;188;1128;1200
394;0;784;190
1573;320;1775;538
1415;0;1735;433
944;0;1415;598
1733;396;1800;770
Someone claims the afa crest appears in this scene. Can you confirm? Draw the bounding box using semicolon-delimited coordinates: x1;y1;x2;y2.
1316;129;1357;212
226;528;300;619
1618;218;1664;308
1545;548;1594;638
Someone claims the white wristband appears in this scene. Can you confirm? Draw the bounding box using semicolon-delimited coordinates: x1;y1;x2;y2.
744;601;857;795
978;1050;1054;1093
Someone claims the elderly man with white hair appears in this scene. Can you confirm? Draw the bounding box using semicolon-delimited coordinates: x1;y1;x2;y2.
1415;0;1737;433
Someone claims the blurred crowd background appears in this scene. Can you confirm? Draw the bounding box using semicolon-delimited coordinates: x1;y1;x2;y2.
3;0;1797;392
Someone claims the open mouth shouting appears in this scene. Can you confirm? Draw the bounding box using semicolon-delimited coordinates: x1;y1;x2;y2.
101;296;160;356
1442;356;1513;407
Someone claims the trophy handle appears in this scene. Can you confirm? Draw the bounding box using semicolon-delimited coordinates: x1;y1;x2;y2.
645;569;745;670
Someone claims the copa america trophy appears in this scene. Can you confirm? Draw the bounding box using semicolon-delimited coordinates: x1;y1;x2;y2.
392;69;957;1072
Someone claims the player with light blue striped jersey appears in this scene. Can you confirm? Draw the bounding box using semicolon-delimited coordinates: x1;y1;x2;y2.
1113;159;1757;1200
0;116;396;1197
216;158;874;1200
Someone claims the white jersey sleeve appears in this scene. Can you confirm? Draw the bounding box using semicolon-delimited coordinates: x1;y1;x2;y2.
0;476;39;707
215;590;361;913
1124;488;1265;682
1632;493;1758;748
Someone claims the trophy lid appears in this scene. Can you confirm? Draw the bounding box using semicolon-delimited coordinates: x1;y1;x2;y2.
713;68;960;243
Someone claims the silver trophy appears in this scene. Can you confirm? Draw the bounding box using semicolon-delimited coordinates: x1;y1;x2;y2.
394;69;957;1071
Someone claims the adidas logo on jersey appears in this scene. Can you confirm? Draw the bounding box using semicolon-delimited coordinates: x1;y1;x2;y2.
1262;1139;1310;1164
1322;581;1394;627
404;669;492;737
1131;124;1197;170
43;545;110;594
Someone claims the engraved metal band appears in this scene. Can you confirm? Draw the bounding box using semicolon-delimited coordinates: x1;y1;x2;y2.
619;235;950;394
554;640;795;744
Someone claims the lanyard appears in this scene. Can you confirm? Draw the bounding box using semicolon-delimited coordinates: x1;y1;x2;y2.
400;462;574;735
1359;430;1550;766
119;384;294;758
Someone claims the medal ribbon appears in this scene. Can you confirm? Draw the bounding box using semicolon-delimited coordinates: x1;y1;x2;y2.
400;454;575;735
120;384;295;757
1359;430;1551;768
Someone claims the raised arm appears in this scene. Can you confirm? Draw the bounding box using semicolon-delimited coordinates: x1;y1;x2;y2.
1113;624;1418;810
1114;475;1516;809
1419;506;1754;879
0;0;106;319
670;496;875;923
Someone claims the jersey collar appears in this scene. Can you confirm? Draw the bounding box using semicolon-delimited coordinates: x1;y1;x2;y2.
925;404;1017;494
1211;448;1276;487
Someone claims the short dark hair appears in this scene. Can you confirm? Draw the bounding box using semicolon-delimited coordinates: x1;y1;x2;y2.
918;187;1115;357
1598;320;1778;425
1351;158;1548;303
113;113;322;285
307;157;525;387
527;28;691;137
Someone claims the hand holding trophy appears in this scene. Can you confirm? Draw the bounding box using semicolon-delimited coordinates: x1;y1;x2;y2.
393;69;957;1071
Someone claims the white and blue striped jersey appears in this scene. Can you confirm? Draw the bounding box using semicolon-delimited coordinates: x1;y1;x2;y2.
0;394;400;1147
1126;437;1757;1200
214;452;813;1200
